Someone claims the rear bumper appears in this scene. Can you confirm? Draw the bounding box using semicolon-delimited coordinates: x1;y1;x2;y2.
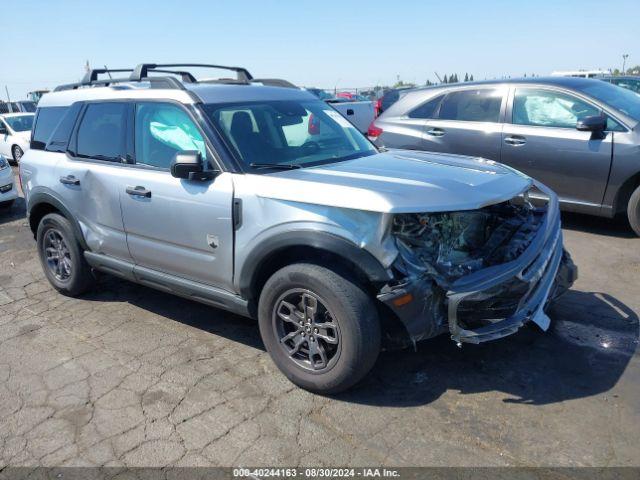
378;181;577;345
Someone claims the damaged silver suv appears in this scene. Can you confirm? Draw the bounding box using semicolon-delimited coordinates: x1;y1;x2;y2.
20;64;577;393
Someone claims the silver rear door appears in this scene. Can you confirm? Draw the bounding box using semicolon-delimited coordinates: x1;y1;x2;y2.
56;102;132;262
421;87;507;159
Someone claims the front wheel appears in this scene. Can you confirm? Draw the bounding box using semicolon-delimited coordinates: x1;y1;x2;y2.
258;263;380;394
627;185;640;237
12;145;23;163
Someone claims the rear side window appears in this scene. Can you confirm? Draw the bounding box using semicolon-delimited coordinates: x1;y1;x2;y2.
408;95;444;119
76;103;127;160
381;90;401;111
32;106;69;150
439;89;503;122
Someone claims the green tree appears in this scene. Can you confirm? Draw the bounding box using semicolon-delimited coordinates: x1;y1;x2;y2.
441;74;447;84
464;73;469;82
469;74;474;81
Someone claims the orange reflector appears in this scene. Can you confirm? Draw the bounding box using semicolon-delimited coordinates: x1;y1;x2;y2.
392;293;413;307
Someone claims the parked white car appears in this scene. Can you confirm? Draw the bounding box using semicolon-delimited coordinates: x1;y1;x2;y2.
0;113;34;163
0;155;18;208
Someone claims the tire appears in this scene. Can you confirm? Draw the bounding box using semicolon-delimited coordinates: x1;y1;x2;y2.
0;200;14;209
258;263;380;394
36;213;95;296
627;185;640;237
12;145;23;164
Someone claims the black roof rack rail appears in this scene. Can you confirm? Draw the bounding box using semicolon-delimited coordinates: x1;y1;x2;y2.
250;78;298;89
54;75;187;92
81;68;134;85
52;63;297;93
148;69;197;83
130;63;254;82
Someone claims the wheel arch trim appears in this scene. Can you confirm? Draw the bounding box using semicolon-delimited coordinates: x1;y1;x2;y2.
237;230;393;301
27;191;88;250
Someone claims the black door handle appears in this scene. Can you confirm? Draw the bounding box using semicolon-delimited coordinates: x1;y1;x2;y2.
426;127;445;137
504;135;526;146
59;175;80;186
346;109;354;115
126;186;152;198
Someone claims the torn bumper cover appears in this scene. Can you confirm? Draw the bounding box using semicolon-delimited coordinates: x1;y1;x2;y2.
378;181;577;345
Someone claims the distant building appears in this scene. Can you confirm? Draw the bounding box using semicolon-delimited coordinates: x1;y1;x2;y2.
551;69;610;78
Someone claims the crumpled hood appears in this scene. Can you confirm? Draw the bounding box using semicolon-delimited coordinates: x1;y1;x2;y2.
243;150;533;213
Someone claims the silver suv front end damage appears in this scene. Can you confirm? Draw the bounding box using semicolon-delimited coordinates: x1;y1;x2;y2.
378;181;577;346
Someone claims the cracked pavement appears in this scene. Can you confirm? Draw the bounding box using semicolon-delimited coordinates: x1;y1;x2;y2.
1;170;639;467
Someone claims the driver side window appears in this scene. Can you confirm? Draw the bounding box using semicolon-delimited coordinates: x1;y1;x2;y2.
513;88;600;128
135;103;207;169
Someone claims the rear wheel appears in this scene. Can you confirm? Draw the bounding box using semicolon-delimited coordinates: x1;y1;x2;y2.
36;213;95;296
627;185;640;237
258;263;380;394
12;145;23;164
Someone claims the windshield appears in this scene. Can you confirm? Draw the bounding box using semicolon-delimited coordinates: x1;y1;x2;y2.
575;81;640;123
4;114;34;132
203;100;376;169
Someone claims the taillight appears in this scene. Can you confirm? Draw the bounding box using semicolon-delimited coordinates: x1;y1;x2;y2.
374;99;382;117
367;122;383;140
308;113;320;135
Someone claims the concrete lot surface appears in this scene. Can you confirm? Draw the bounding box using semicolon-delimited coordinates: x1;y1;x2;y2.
1;169;639;467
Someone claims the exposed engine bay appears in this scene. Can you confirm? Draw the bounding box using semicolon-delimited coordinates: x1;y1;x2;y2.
376;192;578;348
390;198;544;287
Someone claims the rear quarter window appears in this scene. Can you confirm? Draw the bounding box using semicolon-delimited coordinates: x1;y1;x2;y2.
408;95;444;119
45;103;83;153
32;107;69;150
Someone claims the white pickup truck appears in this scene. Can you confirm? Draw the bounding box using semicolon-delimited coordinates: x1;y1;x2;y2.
304;89;375;133
326;99;375;133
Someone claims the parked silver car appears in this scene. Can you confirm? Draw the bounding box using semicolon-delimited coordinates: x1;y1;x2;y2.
21;64;576;393
370;77;640;235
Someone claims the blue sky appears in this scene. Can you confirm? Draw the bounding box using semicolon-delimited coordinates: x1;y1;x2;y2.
3;0;639;100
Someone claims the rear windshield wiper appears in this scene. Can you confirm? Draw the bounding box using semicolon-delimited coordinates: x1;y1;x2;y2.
249;163;301;170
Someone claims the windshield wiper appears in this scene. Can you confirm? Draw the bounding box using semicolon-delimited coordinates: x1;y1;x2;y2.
249;163;301;170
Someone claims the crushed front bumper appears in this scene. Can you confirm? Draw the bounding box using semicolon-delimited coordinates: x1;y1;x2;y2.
378;181;577;345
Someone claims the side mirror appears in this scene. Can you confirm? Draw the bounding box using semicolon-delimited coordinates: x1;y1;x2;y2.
170;151;218;181
576;115;607;133
0;127;7;135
